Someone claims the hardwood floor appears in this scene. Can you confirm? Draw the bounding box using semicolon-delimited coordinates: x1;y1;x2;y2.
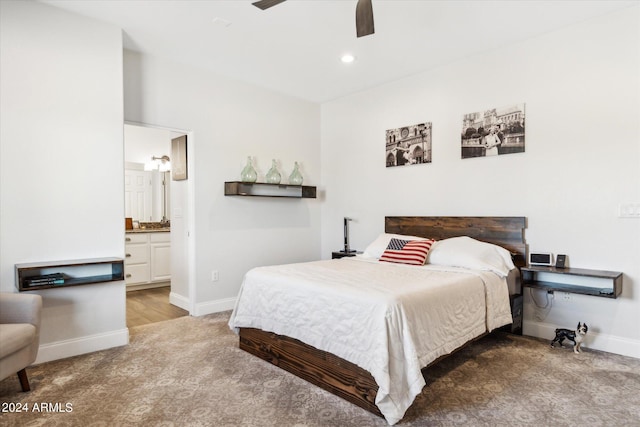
126;286;188;328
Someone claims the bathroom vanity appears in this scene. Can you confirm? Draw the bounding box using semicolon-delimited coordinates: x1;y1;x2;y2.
125;228;170;291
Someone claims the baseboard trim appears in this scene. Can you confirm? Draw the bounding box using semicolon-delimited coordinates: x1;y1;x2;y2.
169;291;190;312
523;322;640;359
127;281;170;292
35;328;129;364
194;297;236;316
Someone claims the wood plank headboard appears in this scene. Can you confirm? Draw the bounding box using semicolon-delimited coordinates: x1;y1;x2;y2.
385;216;527;267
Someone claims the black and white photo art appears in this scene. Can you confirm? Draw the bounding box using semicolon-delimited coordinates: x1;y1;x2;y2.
461;103;525;159
171;135;188;180
385;122;432;167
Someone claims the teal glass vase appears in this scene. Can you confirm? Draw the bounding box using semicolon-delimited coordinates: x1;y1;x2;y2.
265;159;281;184
289;161;303;185
240;156;257;183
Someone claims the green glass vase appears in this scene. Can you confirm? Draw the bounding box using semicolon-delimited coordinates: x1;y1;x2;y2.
265;159;281;184
240;156;257;183
289;161;303;185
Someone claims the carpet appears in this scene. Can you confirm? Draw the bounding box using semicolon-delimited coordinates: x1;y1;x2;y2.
1;311;639;426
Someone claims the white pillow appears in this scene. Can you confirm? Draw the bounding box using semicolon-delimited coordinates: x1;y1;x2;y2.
362;233;429;259
427;236;515;277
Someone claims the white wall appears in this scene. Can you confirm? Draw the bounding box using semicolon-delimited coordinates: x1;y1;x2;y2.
0;1;127;361
123;50;322;314
320;7;640;358
124;124;172;165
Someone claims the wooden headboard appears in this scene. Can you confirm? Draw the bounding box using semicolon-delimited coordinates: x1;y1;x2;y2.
385;216;527;267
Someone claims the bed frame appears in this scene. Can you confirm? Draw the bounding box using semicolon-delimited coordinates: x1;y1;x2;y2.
238;216;527;418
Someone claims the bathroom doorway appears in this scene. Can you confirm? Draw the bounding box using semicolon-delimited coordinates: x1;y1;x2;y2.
126;287;187;327
124;123;194;327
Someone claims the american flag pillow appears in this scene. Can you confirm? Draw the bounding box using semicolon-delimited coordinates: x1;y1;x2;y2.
379;238;435;265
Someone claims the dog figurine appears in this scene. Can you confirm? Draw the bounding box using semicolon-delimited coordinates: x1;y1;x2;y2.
551;322;588;354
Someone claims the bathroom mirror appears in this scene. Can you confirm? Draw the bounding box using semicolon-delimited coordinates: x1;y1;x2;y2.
124;125;173;224
124;163;171;223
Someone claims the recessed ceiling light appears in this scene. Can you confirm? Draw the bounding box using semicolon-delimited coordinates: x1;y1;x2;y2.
341;54;356;64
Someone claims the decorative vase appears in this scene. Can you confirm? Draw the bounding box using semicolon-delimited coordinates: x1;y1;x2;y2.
240;156;257;183
289;161;303;185
265;159;281;184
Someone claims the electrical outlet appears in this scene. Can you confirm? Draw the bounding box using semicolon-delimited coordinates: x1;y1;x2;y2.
561;292;572;302
211;270;219;282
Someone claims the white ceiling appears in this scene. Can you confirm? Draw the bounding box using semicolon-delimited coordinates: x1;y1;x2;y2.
42;0;637;103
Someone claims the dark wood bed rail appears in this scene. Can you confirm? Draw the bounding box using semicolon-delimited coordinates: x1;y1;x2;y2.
239;327;383;417
239;328;491;419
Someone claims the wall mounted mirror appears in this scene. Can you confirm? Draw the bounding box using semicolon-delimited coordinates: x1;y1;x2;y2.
124;124;180;224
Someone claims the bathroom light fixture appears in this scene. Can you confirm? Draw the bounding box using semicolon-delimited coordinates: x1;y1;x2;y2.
145;155;171;172
152;155;170;163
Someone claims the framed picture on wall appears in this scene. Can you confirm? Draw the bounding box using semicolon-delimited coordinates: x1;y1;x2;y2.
171;135;188;181
461;103;525;159
385;122;432;167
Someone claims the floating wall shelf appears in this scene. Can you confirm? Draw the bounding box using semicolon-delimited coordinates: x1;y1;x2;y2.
522;265;622;298
224;181;316;198
16;257;125;292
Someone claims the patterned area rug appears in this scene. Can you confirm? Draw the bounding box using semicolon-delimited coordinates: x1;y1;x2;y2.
1;311;639;426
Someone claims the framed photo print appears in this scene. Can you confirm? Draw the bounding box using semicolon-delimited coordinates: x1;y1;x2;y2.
171;135;188;181
461;103;525;159
386;122;432;167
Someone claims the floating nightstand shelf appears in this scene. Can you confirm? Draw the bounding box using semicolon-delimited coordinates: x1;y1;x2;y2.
16;257;125;292
522;265;622;298
224;181;316;198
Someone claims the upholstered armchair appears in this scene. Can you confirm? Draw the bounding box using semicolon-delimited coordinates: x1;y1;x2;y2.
0;293;42;391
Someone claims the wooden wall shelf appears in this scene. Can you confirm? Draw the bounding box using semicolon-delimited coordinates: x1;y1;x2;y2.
16;257;124;291
224;181;316;198
522;265;622;298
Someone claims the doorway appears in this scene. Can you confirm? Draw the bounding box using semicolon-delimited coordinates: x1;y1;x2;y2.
126;287;187;327
124;122;194;327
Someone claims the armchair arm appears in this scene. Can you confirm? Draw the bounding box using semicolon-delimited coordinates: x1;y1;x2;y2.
0;293;42;328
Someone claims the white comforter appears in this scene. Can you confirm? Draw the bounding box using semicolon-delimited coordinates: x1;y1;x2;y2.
228;257;513;425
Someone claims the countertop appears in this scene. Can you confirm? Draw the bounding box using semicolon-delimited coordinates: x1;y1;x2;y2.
126;228;170;233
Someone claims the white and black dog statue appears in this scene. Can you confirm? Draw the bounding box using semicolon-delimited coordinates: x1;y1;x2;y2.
550;322;588;354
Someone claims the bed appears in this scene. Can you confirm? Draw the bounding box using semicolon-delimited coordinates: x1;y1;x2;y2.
228;216;526;425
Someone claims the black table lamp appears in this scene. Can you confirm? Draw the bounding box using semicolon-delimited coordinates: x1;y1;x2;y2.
343;217;356;253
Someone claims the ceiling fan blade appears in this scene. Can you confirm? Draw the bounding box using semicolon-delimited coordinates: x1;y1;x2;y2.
356;0;375;38
252;0;287;10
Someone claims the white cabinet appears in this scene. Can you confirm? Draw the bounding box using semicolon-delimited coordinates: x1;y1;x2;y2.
125;232;170;290
124;233;149;285
150;232;171;282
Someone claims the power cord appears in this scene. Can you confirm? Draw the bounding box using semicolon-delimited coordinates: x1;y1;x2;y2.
529;288;554;322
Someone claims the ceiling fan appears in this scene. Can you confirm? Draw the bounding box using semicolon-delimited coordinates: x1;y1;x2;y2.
252;0;375;38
